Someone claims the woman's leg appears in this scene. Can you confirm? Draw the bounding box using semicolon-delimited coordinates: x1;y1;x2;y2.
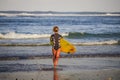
54;48;61;67
52;48;56;67
52;48;61;68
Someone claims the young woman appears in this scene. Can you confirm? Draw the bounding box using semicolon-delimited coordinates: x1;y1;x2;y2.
50;26;63;68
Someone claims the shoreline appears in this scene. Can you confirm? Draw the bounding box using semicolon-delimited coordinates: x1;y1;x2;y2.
0;57;120;80
0;53;120;61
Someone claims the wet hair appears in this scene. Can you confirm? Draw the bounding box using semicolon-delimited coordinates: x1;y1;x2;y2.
53;26;59;32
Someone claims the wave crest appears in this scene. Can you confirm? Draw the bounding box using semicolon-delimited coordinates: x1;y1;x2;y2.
74;40;120;46
0;32;68;39
68;32;120;38
0;12;120;17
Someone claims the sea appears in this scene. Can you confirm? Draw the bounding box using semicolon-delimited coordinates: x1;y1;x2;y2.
0;11;120;59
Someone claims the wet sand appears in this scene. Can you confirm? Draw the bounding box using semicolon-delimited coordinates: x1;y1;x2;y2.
0;57;120;80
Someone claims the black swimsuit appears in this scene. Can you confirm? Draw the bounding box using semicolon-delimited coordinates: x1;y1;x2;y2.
50;33;62;50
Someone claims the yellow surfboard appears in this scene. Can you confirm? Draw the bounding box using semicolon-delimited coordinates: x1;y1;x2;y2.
60;38;76;54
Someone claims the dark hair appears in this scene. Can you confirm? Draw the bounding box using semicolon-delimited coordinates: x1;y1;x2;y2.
53;26;59;32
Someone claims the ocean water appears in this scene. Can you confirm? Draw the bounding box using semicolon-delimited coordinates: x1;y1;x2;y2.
0;11;120;59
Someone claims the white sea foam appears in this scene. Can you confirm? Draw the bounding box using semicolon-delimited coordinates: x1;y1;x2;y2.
0;13;17;17
0;32;68;39
74;40;119;46
0;12;120;17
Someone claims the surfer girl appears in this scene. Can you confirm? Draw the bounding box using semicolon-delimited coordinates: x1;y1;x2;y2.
50;26;63;68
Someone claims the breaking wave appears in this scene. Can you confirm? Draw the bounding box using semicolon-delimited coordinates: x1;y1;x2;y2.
74;40;120;46
0;11;120;17
68;32;120;39
0;32;68;39
1;32;119;39
0;32;120;46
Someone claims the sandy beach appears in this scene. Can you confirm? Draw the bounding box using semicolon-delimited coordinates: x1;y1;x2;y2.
0;57;120;80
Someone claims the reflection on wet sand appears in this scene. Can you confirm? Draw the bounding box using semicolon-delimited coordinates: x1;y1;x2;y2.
53;68;59;80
